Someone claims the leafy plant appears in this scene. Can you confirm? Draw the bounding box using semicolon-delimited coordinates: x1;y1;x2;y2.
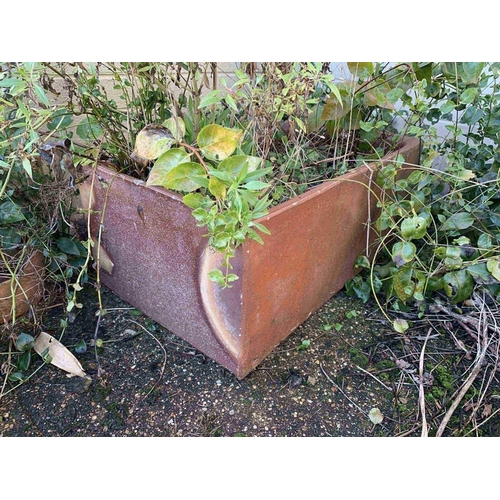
132;119;272;288
47;62;221;176
0;62;90;394
197;62;418;204
348;62;500;315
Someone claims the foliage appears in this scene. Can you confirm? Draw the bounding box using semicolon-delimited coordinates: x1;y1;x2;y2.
106;62;418;286
0;63;88;390
347;62;500;314
46;62;220;176
133;120;272;288
198;62;418;203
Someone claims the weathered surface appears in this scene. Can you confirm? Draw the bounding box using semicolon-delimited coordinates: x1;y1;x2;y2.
78;169;239;376
0;250;45;323
78;138;420;378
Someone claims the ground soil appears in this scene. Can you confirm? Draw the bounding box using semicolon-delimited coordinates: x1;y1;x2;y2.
2;282;421;438
3;281;499;437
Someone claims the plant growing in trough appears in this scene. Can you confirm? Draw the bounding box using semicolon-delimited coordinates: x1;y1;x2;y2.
131;120;273;288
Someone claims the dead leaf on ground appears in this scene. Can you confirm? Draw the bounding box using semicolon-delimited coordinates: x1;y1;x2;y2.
482;404;493;418
33;331;90;379
368;407;384;425
395;358;412;370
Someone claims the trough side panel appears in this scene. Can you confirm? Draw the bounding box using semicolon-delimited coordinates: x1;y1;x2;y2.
238;138;421;375
82;166;239;375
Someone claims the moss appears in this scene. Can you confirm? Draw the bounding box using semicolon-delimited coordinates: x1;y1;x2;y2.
376;359;396;371
349;348;369;368
434;364;454;391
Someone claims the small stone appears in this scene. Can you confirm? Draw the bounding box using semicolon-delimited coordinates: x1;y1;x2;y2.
307;376;317;386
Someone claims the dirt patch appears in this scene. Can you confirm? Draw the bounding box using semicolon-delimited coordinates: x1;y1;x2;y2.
2;284;498;437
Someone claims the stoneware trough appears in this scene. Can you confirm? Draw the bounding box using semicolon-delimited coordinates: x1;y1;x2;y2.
78;137;420;378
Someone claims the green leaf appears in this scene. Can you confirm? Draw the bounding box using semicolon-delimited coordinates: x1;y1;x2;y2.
243;180;270;191
243;166;273;183
76;116;104;141
393;318;409;333
359;121;373;132
440;212;475;231
183;193;205;209
22;158;33;179
146;148;191;187
247;228;264;245
197;124;243;162
198;89;225;109
75;339;87;354
154;162;206;193
486;257;500;282
354;255;371;269
461;106;484;125
414;62;433;83
391;241;417;267
191;207;209;223
40;347;52;364
467;262;496;284
15;332;35;352
461;62;486;84
163;116;185;141
226;273;239;283
0;77;23;88
8;372;25;382
400;216;429;240
47;109;72;131
478;233;494;256
0;227;21;249
440;100;456;114
297;339;311;351
345;275;371;303
460;87;478;104
393;266;415;302
134;125;175;160
225;94;238;112
0;201;25;224
209;169;233;183
208;176;227;199
57;237;81;256
442;270;475;304
218;155;262;181
208;269;225;285
33;83;50;107
347;62;374;79
250;221;271;235
17;350;31;371
386;87;404;103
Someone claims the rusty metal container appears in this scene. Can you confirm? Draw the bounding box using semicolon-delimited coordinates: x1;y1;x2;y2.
78;137;420;378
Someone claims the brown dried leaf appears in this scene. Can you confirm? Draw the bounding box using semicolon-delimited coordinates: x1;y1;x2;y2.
396;358;412;370
482;404;493;418
33;331;89;379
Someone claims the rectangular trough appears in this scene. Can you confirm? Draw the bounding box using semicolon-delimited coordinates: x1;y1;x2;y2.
78;137;420;378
